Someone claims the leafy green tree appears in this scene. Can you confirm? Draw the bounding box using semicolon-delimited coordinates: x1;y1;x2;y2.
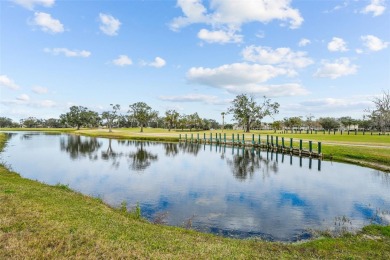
0;117;14;128
271;121;283;131
318;117;340;130
186;112;202;131
228;94;279;133
44;118;64;128
339;116;357;130
60;106;99;130
102;104;121;132
164;110;179;131
284;117;303;132
20;117;41;128
177;114;188;131
128;102;158;132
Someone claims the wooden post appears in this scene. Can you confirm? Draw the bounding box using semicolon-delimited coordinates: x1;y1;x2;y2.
197;133;199;143
282;137;285;149
242;134;245;145
276;136;279;148
191;133;193;142
299;139;303;152
318;142;322;155
252;134;254;144
267;135;269;147
224;133;226;143
210;133;212;143
258;134;261;145
309;141;312;154
232;134;234;144
271;135;274;147
203;133;206;142
290;138;293;151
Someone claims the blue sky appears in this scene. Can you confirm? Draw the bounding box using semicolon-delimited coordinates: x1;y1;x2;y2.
1;0;389;123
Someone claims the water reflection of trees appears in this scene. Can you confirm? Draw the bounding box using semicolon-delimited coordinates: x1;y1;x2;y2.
163;143;179;157
101;139;123;168
128;142;158;172
226;148;278;181
178;143;201;156
60;135;102;160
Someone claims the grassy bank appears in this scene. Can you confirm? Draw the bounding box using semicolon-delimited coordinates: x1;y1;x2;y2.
1;132;390;258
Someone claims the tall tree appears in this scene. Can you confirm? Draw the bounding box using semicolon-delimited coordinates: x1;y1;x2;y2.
228;94;279;132
60;106;99;130
128;102;158;132
0;117;14;128
164;109;179;131
318;117;340;130
102;104;121;132
365;90;390;132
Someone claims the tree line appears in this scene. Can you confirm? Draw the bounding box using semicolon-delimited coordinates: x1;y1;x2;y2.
1;91;389;133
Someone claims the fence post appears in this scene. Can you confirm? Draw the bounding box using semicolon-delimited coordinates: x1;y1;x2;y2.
232;134;234;144
299;139;303;151
282;137;285;149
309;141;312;153
197;133;199;143
252;134;255;144
258;134;261;145
191;133;193;142
318;142;322;155
242;134;245;145
290;138;293;151
267;135;269;147
276;136;279;148
224;133;226;143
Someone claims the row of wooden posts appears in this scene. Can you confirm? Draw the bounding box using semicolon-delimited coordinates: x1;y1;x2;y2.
179;133;322;158
281;129;388;135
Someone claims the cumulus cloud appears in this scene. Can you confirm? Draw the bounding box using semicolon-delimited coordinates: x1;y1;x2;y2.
361;0;386;17
33;12;64;33
186;63;307;96
12;0;55;10
44;48;91;57
361;35;389;51
0;75;20;90
112;55;132;66
314;58;358;79
159;94;220;104
17;94;30;101
327;37;348;52
298;38;311;47
170;0;303;43
197;28;243;44
99;13;121;36
149;57;166;68
242;45;313;68
32;86;48;94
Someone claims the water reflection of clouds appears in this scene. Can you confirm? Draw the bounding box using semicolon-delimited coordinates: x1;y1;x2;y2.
3;133;390;241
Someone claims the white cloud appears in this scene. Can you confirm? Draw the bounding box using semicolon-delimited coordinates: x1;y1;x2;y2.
361;35;389;51
186;63;307;96
355;49;363;54
33;12;64;33
170;0;303;43
44;48;91;57
99;13;121;36
361;0;386;17
112;55;132;66
159;94;219;104
0;75;20;90
197;28;243;44
32;86;48;94
12;0;55;10
314;58;358;79
298;38;311;47
149;57;166;68
17;94;30;101
39;100;56;107
242;45;313;68
327;37;348;52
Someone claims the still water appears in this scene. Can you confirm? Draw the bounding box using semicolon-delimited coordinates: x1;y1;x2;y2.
1;132;389;241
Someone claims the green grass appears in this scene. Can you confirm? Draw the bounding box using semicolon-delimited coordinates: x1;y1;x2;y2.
1;132;390;258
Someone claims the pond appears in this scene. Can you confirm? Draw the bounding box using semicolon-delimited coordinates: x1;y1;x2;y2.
1;132;389;241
